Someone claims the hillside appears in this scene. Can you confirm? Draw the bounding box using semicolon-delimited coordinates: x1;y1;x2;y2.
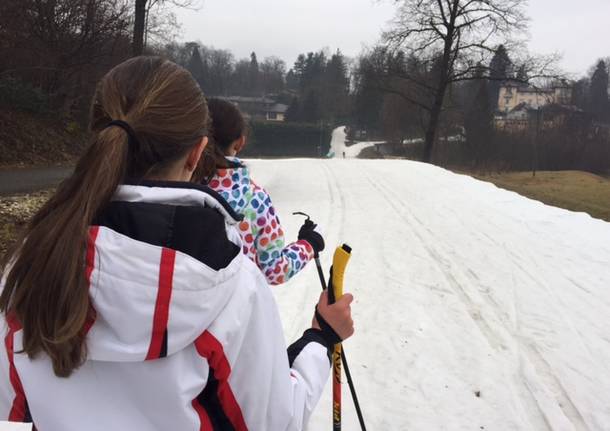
0;110;86;167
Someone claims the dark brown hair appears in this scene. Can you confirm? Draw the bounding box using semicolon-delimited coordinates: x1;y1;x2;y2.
0;56;209;377
197;98;247;181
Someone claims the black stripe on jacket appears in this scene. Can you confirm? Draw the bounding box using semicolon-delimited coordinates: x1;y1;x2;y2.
287;329;333;366
94;186;240;271
196;372;236;431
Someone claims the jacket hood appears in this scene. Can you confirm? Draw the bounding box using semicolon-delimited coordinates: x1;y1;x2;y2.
86;181;245;363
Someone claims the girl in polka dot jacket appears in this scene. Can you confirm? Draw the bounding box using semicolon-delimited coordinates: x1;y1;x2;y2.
199;98;324;285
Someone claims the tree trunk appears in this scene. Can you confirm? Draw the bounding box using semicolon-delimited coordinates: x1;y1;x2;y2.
132;0;147;57
422;2;460;163
422;54;453;163
423;92;445;162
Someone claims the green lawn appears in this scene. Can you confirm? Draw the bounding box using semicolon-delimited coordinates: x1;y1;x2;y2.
475;171;610;222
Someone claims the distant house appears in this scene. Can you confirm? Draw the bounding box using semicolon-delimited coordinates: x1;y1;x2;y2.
266;103;288;121
497;80;572;113
495;80;577;130
495;102;584;131
220;96;287;122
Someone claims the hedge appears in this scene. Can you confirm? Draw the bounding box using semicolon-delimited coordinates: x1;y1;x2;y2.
241;121;332;158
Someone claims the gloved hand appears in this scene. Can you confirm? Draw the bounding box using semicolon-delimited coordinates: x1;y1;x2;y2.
298;219;325;254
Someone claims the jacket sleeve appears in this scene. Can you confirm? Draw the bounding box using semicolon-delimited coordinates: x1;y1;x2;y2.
257;278;332;431
217;260;332;431
253;191;314;285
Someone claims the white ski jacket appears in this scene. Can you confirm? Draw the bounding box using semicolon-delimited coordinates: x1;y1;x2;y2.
0;181;332;431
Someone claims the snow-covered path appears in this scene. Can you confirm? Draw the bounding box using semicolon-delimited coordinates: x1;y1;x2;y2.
246;157;610;430
327;126;384;158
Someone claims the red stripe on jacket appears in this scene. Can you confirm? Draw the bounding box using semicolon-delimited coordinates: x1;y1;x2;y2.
195;331;248;431
5;314;27;422
146;248;176;360
85;226;100;334
86;226;100;283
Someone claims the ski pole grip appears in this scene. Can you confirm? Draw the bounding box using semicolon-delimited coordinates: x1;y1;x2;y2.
330;244;352;304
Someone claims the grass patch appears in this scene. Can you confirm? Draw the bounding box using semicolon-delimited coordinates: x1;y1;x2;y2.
475;171;610;222
0;190;52;257
357;146;385;159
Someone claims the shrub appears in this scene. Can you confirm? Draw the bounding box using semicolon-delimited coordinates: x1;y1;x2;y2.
241;121;332;158
0;77;50;114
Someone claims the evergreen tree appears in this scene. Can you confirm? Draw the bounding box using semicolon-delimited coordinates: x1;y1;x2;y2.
231;59;250;95
186;45;206;91
260;56;286;94
286;50;331;122
302;89;319;123
285;69;299;91
206;48;234;96
285;97;300;122
488;45;512;110
465;65;494;167
572;78;590;111
589;60;609;121
291;54;307;88
248;52;261;95
352;48;386;132
324;50;350;122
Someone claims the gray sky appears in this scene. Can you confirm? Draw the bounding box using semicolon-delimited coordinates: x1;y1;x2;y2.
174;0;610;76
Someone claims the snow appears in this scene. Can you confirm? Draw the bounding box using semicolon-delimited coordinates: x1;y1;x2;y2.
0;422;31;430
327;126;384;158
244;127;610;430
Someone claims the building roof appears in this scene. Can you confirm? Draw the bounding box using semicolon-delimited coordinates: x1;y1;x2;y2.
268;103;288;114
222;96;276;104
499;102;583;118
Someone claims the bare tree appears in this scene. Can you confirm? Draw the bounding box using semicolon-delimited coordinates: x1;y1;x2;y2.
1;0;132;115
132;0;199;56
384;0;529;162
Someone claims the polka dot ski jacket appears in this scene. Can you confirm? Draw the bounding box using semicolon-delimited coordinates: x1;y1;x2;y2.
208;157;314;285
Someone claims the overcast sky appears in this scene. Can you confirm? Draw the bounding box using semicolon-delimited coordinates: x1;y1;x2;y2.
174;0;610;76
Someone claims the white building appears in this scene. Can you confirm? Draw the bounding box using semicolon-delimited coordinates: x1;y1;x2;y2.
497;81;572;113
221;96;288;122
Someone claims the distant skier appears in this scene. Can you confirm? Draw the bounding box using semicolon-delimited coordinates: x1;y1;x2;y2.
343;151;346;158
200;98;324;285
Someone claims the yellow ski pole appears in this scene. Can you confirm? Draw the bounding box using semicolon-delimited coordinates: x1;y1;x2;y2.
329;244;351;431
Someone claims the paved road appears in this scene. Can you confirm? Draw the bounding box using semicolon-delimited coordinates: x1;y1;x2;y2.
0;166;72;195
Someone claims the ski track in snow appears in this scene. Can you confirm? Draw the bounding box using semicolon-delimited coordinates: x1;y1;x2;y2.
244;127;610;430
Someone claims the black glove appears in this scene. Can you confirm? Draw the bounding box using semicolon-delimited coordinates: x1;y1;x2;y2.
298;219;325;254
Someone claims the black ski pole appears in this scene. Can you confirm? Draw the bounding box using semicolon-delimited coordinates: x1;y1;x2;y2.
340;349;366;431
293;212;367;431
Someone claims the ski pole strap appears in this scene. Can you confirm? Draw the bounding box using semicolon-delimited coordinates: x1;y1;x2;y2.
314;306;342;347
327;267;335;302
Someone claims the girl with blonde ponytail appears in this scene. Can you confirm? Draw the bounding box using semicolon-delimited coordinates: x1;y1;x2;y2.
0;56;354;431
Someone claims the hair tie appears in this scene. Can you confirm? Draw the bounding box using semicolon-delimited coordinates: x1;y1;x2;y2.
105;120;163;163
105;120;141;151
